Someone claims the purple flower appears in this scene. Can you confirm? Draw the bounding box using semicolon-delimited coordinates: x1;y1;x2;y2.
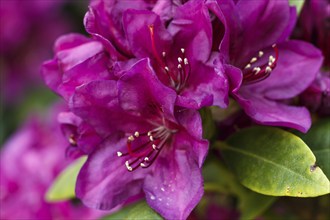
0;104;105;220
209;0;323;132
300;70;330;116
84;0;228;109
42;33;116;101
296;0;330;67
0;0;73;104
71;59;208;219
58;111;103;158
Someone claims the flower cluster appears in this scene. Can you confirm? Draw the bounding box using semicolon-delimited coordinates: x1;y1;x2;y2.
0;103;105;220
40;0;324;219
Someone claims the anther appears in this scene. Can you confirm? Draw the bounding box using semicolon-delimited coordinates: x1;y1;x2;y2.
177;64;182;69
164;66;169;71
149;136;154;141
258;51;264;57
162;51;166;57
245;64;251;69
125;161;133;171
253;67;261;74
181;48;185;53
117;151;123;157
272;44;276;48
270;55;275;63
250;57;257;63
128;135;135;141
140;163;147;167
147;131;152;136
144;157;149;161
134;131;140;137
152;144;157;150
265;66;272;73
184;58;189;65
178;57;183;63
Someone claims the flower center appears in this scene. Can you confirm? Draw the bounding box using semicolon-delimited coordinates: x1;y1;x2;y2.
117;103;177;172
242;44;279;84
117;126;175;172
148;24;191;92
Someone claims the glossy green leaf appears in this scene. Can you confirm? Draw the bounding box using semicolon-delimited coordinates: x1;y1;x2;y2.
295;118;330;179
102;201;162;220
204;158;276;220
289;0;305;15
45;156;87;202
222;127;330;197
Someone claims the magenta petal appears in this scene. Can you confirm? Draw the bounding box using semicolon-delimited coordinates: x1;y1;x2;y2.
169;0;212;63
234;0;293;59
123;9;172;59
236;93;311;133
175;109;209;167
118;58;177;119
76;135;148;210
143;149;203;220
177;60;229;109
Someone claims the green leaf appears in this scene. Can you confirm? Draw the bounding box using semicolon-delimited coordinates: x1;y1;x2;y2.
102;201;162;220
45;156;87;202
222;127;330;197
204;158;276;220
289;0;305;15
199;107;216;140
295;118;330;179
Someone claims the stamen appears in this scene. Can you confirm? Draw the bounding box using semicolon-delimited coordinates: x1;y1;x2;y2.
245;64;251;69
253;67;261;74
250;57;257;63
68;134;77;145
125;161;133;171
265;66;272;74
242;44;279;84
128;135;134;141
119;125;175;172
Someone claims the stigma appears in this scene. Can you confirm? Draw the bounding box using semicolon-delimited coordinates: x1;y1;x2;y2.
243;44;279;84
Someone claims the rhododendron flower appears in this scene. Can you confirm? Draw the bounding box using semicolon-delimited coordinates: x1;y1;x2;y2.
297;0;330;67
0;0;73;104
42;33;116;101
300;71;330;115
209;0;323;132
84;0;228;109
0;104;105;220
72;59;208;219
58;111;103;158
